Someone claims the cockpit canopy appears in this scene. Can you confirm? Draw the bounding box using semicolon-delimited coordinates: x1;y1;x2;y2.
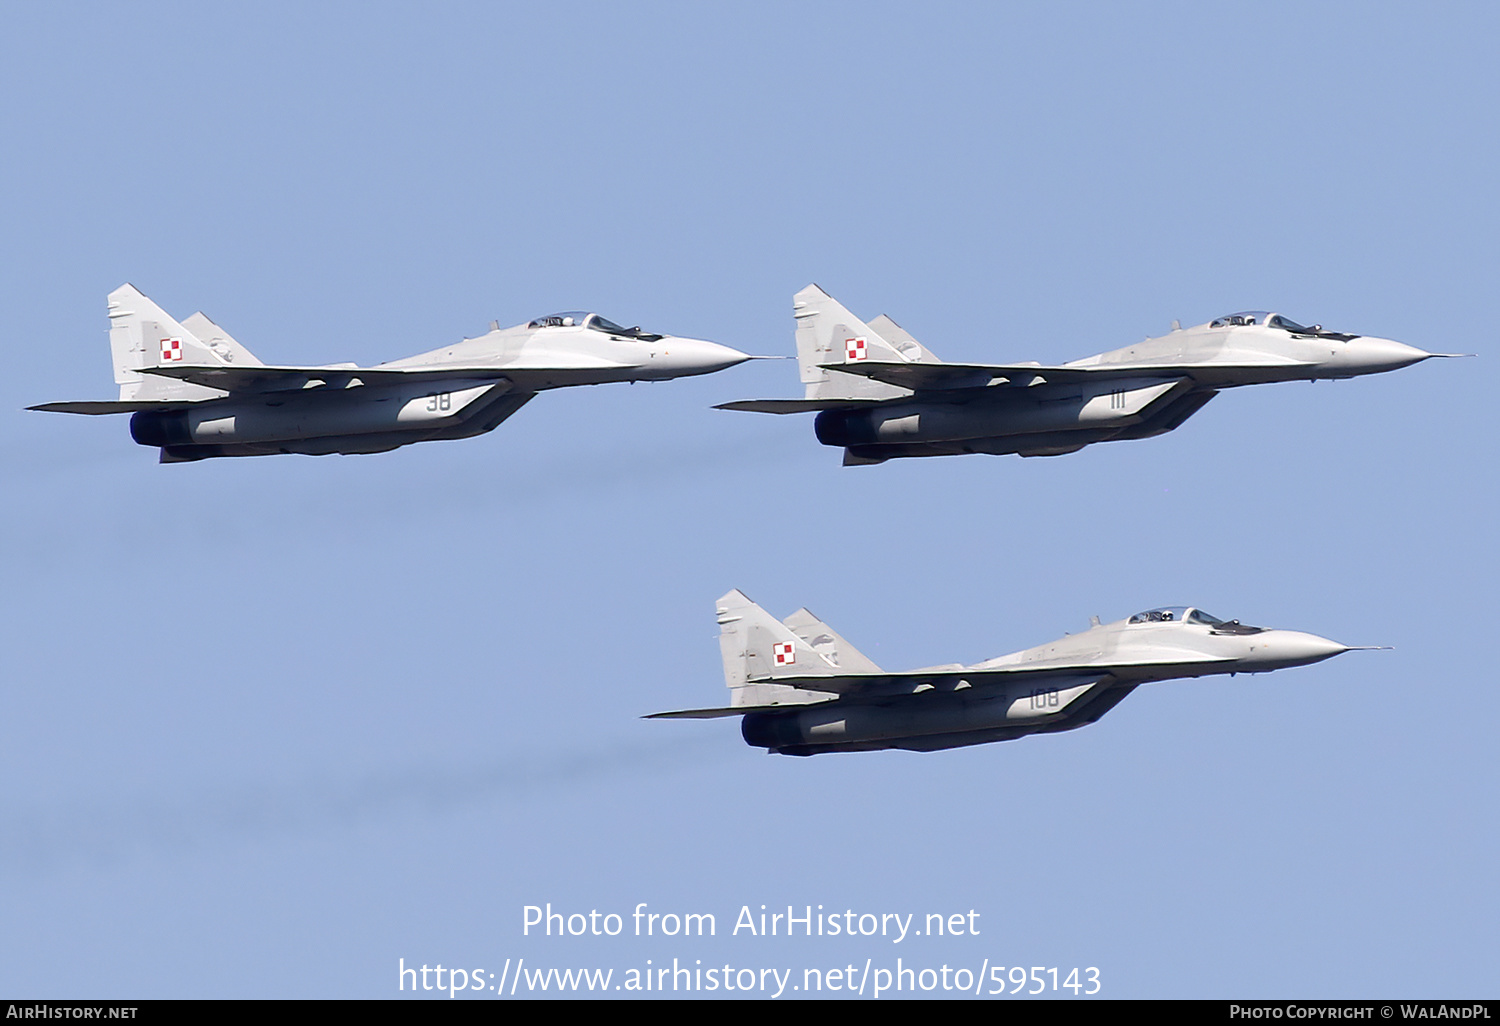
528;311;591;329
1128;606;1225;626
1209;312;1358;340
1127;607;1263;633
527;311;664;341
1209;311;1271;328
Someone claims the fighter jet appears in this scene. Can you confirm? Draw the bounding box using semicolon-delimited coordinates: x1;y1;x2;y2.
721;284;1465;464
32;284;754;461
650;590;1374;756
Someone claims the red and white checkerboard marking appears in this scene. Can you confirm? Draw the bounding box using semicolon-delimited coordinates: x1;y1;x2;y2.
845;336;867;361
160;338;183;362
772;641;795;666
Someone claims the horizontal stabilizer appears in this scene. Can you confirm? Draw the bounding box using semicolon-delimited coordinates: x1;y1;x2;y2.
644;702;833;720
715;397;887;414
29;399;201;415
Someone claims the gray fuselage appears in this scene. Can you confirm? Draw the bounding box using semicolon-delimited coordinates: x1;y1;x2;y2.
739;607;1351;756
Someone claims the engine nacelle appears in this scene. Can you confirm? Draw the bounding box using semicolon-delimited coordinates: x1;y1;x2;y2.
130;409;193;447
815;378;1188;448
127;382;503;450
742;676;1109;754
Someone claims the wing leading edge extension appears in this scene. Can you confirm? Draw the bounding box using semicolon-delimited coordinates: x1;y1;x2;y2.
825;357;1317;392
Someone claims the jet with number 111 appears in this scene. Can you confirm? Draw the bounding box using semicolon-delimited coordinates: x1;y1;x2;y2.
722;284;1465;464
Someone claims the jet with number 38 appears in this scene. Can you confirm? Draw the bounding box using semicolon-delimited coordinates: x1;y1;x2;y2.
721;284;1463;464
651;590;1376;756
32;284;754;461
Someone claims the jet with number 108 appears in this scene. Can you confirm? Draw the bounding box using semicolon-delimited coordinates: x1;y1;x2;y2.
32;284;754;462
651;591;1377;756
721;285;1464;464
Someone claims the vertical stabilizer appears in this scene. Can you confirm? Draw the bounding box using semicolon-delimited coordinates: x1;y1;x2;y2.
866;314;940;364
180;311;265;368
782;607;883;673
793;284;922;401
107;285;228;402
715;590;838;708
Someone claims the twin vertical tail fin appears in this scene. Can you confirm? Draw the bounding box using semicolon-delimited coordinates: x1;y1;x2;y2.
715;589;881;708
792;283;940;401
780;607;883;674
179;311;262;369
107;284;262;402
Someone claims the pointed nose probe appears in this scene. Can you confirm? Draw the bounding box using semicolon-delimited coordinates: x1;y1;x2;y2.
668;337;755;375
1269;631;1352;666
1351;337;1437;373
1238;630;1392;673
1338;336;1473;375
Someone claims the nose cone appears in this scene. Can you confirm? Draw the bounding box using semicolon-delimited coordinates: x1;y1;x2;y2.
1334;336;1434;376
656;337;753;378
1254;630;1350;669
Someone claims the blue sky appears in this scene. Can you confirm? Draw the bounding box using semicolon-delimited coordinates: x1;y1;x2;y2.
1;1;1495;999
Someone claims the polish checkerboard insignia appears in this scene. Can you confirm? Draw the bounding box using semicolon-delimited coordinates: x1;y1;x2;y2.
845;336;867;361
160;338;183;362
772;641;795;666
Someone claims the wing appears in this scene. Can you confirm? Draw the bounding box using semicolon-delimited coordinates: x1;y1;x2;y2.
827;358;1318;391
137;364;516;393
823;361;1099;390
139;350;642;394
761;652;1238;697
759;667;1110;697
